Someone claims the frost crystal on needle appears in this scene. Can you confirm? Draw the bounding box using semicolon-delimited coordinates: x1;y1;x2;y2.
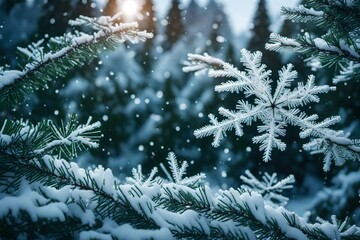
184;49;359;170
240;170;295;207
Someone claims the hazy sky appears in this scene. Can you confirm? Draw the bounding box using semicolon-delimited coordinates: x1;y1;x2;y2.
153;0;299;34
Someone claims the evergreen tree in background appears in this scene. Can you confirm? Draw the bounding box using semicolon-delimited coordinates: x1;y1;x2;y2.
208;16;224;53
247;0;271;53
184;0;199;26
247;0;281;75
137;0;157;72
165;0;185;49
145;77;178;170
138;0;156;36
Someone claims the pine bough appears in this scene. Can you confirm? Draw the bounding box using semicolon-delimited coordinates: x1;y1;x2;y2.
265;0;360;84
0;14;153;104
1;147;359;239
183;49;360;171
0;13;359;240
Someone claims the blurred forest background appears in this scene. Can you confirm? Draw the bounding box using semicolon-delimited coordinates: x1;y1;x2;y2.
0;0;359;223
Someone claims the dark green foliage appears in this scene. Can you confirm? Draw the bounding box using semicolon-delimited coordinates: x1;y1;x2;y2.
248;0;272;52
268;0;360;82
158;185;212;214
283;0;360;45
165;0;185;48
247;0;282;75
137;0;157;72
0;115;100;160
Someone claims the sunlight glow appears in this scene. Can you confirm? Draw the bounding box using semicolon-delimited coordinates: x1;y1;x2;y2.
121;0;139;18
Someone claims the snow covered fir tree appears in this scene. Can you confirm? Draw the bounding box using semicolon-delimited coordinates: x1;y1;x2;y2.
1;0;360;239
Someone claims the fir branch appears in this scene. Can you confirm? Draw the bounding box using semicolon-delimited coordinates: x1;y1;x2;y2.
280;5;324;23
0;119;54;159
211;189;305;239
0;181;92;239
157;184;213;214
34;115;101;159
1;151;359;239
0;14;153;105
280;109;360;171
0;116;101;160
0;153;160;232
170;223;255;240
266;33;360;67
333;61;360;83
267;1;360;83
304;0;360;43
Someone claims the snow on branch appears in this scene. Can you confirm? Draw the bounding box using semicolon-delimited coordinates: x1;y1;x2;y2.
280;5;323;23
0;14;153;105
184;49;360;170
267;1;360;83
69;14;152;43
265;33;302;53
34;115;101;158
1;148;359;238
160;152;205;187
266;33;360;67
126;165;160;186
0;181;68;223
0;115;101;160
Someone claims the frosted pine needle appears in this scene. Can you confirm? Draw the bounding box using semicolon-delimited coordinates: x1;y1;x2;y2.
240;170;295;207
185;49;360;170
